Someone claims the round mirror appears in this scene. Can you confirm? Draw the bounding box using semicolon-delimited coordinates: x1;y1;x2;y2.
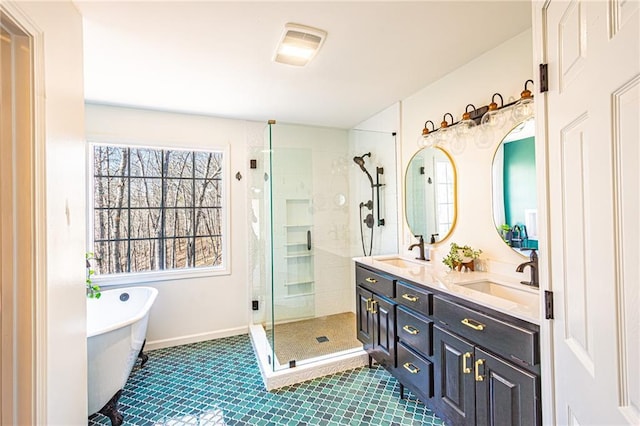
491;118;537;255
405;146;457;242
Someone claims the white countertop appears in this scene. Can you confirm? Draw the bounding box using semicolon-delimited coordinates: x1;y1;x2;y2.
354;255;540;325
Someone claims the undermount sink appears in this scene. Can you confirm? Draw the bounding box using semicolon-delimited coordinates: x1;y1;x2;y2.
374;256;426;268
457;280;539;306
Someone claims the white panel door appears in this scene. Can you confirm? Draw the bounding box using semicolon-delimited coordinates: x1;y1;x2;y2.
543;0;639;424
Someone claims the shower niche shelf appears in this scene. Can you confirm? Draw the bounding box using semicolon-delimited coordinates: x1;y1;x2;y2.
282;199;315;309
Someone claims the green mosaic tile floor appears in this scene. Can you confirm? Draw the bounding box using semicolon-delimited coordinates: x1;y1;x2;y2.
88;334;445;425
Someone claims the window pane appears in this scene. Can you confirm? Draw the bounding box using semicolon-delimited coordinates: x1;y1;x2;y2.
130;208;161;239
165;178;193;208
195;208;222;236
130;240;154;272
195;179;221;207
165;208;192;238
130;148;162;178
194;151;222;179
165;150;194;178
105;147;129;177
102;176;129;209
164;237;191;269
130;177;162;208
195;236;222;267
94;209;130;243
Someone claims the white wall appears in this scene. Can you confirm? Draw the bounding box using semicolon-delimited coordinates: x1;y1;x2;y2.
85;104;262;348
9;1;88;423
366;30;534;277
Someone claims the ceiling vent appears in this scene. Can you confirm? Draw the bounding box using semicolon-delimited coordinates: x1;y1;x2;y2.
273;23;327;67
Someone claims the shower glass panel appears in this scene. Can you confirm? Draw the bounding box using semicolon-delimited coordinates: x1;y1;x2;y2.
254;123;397;372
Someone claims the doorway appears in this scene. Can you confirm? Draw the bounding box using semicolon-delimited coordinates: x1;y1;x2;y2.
0;9;35;424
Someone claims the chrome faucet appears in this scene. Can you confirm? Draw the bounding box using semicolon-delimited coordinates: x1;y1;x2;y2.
516;249;538;287
409;235;428;261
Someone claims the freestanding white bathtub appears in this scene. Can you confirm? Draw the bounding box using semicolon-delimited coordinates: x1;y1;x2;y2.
87;286;158;424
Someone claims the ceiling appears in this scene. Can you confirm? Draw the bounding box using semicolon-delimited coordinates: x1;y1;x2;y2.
76;1;532;129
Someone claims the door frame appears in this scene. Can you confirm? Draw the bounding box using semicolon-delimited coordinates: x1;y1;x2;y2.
531;1;556;424
0;3;48;423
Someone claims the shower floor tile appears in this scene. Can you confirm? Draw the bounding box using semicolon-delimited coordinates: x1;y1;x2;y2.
88;334;445;426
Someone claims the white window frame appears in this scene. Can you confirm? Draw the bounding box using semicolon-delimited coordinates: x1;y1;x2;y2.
87;141;231;286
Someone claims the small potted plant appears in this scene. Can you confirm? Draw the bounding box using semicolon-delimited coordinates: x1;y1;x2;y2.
442;243;482;271
86;252;101;299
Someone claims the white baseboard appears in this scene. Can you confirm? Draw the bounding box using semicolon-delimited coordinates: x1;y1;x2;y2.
146;326;248;351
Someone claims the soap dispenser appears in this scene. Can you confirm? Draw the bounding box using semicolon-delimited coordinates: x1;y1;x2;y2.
429;234;439;261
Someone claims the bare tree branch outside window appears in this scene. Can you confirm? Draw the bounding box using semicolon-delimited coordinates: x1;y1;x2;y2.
92;145;224;275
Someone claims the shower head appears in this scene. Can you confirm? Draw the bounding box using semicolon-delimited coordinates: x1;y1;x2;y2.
353;152;374;187
352;152;371;169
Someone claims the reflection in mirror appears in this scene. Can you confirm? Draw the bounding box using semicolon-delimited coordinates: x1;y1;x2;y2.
492;118;537;255
405;147;456;242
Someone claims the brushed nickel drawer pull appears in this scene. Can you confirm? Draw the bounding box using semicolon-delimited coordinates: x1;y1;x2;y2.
403;362;420;374
475;359;485;381
402;324;420;335
461;318;485;331
402;293;419;302
365;277;377;284
462;352;472;374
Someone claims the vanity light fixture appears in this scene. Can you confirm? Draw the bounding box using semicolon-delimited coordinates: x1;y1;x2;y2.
273;23;327;67
417;120;437;148
417;78;534;154
512;79;535;122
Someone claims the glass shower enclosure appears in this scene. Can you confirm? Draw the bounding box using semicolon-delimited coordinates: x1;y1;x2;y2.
249;122;397;373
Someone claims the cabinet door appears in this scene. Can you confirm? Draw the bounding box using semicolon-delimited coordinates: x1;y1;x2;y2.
475;347;539;426
433;326;476;426
356;286;373;350
372;294;396;369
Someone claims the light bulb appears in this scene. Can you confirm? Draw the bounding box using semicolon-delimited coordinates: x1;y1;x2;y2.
512;97;534;122
417;121;436;148
434;113;455;147
512;80;535;122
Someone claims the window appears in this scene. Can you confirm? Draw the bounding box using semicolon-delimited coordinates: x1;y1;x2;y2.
90;145;226;277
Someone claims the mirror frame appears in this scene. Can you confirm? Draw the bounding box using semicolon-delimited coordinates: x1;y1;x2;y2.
404;145;458;243
490;118;536;257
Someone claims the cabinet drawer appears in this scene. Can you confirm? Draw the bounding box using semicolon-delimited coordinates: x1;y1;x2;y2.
433;296;538;366
395;342;433;401
397;306;432;358
356;265;395;298
396;281;432;315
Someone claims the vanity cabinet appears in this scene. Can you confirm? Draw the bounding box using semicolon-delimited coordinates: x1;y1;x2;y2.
354;262;541;426
433;326;539;426
356;266;396;370
432;295;540;425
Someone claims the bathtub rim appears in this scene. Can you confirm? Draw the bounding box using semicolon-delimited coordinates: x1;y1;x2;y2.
87;286;158;338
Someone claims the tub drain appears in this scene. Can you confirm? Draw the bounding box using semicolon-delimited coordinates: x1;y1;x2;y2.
119;293;130;302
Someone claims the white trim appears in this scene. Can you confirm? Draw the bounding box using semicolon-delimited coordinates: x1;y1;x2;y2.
532;1;557;425
0;3;47;423
145;326;248;351
93;266;229;287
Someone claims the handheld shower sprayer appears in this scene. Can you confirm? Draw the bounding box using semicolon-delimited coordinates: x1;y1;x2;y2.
353;153;374;187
